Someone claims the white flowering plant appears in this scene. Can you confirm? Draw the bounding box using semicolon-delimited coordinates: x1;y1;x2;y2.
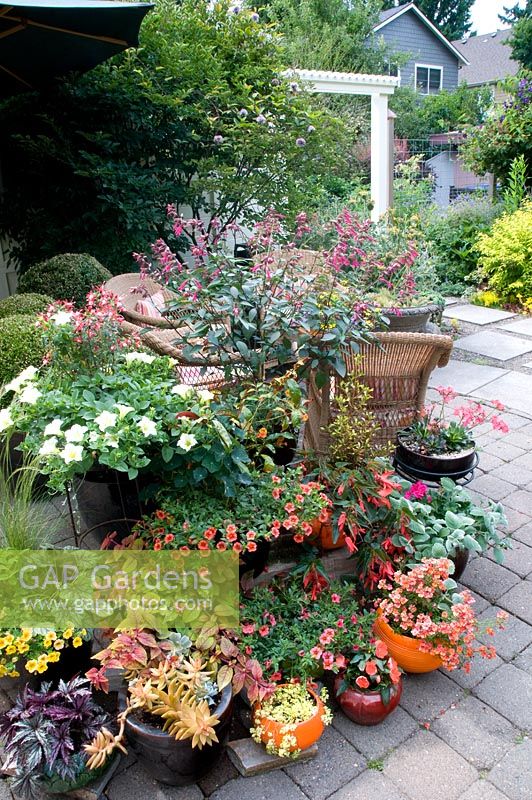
1;353;249;493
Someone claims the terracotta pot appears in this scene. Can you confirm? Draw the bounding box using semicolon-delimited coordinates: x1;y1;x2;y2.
311;514;346;551
334;674;402;726
374;612;442;674
253;684;325;753
119;684;233;785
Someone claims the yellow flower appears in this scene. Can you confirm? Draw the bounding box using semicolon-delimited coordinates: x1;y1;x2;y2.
38;653;49;664
5;645;16;655
4;634;14;645
8;670;19;678
72;637;83;648
25;659;38;673
17;643;29;654
62;628;73;640
53;639;65;650
0;665;7;677
81;629;87;637
0;637;6;649
36;663;48;674
20;628;32;642
47;651;60;663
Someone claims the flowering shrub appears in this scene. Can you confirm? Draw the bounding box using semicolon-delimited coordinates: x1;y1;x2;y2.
403;386;509;455
123;469;329;554
0;627;89;678
377;558;508;672
1;353;246;492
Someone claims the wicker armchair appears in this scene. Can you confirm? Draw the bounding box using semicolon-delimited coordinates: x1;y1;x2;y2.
304;331;453;454
104;273;187;329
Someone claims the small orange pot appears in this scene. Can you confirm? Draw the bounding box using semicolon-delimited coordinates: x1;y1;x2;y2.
311;514;346;551
374;611;442;674
253;685;325;753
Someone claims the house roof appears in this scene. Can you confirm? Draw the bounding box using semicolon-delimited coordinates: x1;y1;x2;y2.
374;2;469;65
452;29;519;86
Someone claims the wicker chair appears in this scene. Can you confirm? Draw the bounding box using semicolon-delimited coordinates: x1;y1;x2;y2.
304;331;453;454
104;273;187;329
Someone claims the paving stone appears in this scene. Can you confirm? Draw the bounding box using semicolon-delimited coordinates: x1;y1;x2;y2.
498;580;532;624
460;557;520;603
499;429;532;448
445;297;460;306
333;705;417;760
449;653;504;691
456;331;532;361
490;461;532;488
501;508;531;534
399;670;463;722
476;452;505;473
503;489;532;516
488;739;532;800
227;738;317;777
509;451;532;471
431;695;516;769
468;474;515;501
472;373;532;417
442;305;516;325
327;769;409;800
284;726;365;800
0;779;12;800
482;440;526;463
487;539;532;578
428;360;509;395
0;692;11;715
211;770;306;800
106;763;204;800
198;751;239;793
475;663;532;730
383;730;477;800
513;521;532;547
497;318;532;337
512;642;532;675
476;608;532;661
457;779;510;800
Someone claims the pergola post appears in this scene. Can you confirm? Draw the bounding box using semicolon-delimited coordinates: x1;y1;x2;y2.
370;92;390;222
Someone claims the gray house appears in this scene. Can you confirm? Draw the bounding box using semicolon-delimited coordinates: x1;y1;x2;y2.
374;2;469;93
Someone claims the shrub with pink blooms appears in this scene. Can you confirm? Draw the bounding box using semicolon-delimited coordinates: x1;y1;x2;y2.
377;558;508;672
402;385;509;456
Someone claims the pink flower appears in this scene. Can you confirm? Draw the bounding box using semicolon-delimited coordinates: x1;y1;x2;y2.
436;386;457;403
310;646;323;659
404;481;428;501
242;623;255;635
259;625;270;637
331;593;341;604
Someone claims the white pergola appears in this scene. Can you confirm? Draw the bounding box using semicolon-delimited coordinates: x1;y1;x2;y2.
289;69;400;222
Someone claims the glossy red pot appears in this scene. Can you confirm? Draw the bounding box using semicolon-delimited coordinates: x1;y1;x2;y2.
334;675;402;726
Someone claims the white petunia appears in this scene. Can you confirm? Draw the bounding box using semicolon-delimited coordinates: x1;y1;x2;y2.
64;424;87;443
39;437;60;456
125;351;155;365
93;410;117;431
88;431;100;446
18;385;42;405
50;310;74;326
177;433;198;452
197;389;214;403
60;443;84;464
171;384;193;399
18;365;39;382
0;408;13;432
115;404;134;418
4;365;39;394
103;434;119;448
138;416;157;437
44;418;63;437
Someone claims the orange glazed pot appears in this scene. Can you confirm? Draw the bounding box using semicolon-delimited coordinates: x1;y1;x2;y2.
253;685;325;754
311;514;346;551
374;611;442;674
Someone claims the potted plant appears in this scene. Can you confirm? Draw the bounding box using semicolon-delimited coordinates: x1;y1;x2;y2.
251;682;332;758
374;558;508;674
85;626;272;785
0;627;92;686
396;386;509;480
0;677;114;799
391;477;510;579
116;468;329;579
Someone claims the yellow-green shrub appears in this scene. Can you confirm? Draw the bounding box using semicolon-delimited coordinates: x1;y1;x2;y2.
476;202;532;305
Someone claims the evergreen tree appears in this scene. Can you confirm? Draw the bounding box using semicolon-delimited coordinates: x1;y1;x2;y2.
380;1;474;40
499;1;532;24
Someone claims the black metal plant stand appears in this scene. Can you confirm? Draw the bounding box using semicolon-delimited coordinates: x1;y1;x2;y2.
393;451;479;487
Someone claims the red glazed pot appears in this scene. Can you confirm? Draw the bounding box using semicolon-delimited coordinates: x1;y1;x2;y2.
333;675;402;726
311;513;346;551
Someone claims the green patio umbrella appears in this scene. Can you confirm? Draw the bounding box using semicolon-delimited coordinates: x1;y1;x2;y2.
0;0;153;98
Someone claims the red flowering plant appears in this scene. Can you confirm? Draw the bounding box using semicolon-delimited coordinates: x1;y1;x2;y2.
402;386;509;456
376;558;508;672
116;468;329;555
240;575;402;701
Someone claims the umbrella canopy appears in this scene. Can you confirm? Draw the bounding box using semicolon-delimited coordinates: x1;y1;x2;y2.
0;0;153;98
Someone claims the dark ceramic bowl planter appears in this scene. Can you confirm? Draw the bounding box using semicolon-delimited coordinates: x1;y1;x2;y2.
334;675;402;726
450;547;470;581
118;684;233;786
396;434;477;481
382;303;440;333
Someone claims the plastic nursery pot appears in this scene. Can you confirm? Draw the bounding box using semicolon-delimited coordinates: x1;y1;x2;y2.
396;436;477;478
333;674;402;726
253;684;325;754
450;547;470;581
374;611;442;674
118;684;233;786
311;514;346;551
43;755;117;795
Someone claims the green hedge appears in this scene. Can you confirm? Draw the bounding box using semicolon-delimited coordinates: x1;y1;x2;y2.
18;253;112;308
0;314;46;408
0;293;53;319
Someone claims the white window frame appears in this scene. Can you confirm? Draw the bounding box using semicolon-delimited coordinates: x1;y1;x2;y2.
414;63;443;95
